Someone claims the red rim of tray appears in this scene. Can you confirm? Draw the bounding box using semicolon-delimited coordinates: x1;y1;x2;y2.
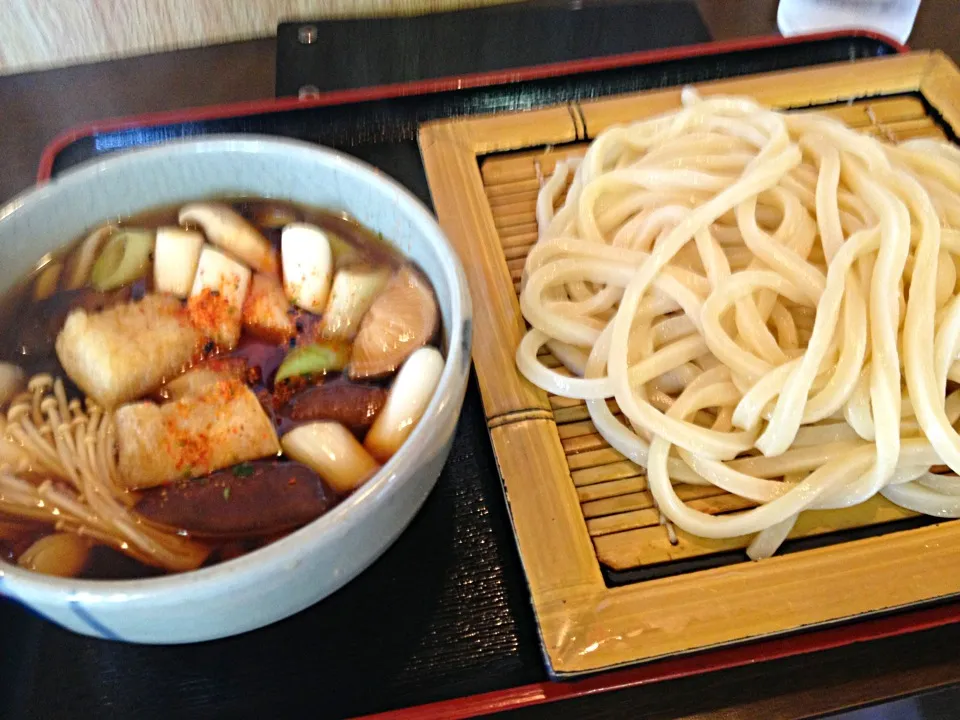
34;27;957;720
37;29;906;183
355;602;960;719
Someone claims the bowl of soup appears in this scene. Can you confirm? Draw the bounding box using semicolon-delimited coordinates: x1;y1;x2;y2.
0;136;471;643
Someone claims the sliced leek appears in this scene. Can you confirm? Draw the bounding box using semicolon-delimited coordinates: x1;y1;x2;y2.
275;341;351;383
281;223;333;313
90;229;154;291
65;224;115;289
319;265;391;340
154;226;204;298
281;422;380;493
364;346;444;463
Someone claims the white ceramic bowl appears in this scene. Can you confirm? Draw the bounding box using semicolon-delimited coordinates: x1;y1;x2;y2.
0;136;472;643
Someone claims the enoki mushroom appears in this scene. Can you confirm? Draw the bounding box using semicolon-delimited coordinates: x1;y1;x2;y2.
517;89;960;558
0;375;208;571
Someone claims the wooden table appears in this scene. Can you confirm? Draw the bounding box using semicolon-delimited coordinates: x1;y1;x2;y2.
1;1;959;717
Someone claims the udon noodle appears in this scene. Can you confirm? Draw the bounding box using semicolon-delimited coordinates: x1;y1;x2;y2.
516;89;960;558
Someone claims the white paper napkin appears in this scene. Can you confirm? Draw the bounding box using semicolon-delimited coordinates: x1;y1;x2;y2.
777;0;922;44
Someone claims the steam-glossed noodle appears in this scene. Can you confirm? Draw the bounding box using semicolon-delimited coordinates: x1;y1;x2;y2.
516;88;960;560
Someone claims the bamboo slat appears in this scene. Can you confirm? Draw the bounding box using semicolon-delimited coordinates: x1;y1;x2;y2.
593;495;919;568
419;52;960;675
570;460;643;487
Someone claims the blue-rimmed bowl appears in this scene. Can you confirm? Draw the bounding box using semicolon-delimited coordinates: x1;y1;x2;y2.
0;136;472;643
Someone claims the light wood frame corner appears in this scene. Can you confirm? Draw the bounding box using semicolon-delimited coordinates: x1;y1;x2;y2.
418;51;960;676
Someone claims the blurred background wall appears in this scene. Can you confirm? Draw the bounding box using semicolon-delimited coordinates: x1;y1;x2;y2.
0;0;520;75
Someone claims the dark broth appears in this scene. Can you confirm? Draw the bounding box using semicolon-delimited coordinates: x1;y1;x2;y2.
0;198;438;580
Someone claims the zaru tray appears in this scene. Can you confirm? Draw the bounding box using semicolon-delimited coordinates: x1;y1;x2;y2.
419;51;960;677
4;28;957;720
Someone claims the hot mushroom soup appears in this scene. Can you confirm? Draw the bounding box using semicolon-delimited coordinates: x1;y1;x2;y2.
0;199;444;579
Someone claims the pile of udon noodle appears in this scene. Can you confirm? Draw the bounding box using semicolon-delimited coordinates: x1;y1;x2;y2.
517;88;960;558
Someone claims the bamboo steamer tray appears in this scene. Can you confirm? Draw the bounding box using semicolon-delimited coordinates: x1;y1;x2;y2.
418;51;960;677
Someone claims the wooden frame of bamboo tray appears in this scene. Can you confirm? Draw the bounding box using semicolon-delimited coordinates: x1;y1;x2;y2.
418;51;960;676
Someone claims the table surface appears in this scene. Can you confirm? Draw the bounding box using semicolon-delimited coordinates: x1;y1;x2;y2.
2;1;960;718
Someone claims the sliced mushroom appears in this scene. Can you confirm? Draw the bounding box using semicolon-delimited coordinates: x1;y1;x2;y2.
18;533;92;577
364;347;444;463
188;245;252;350
287;381;388;433
319;265;391;340
349;265;439;379
135;461;337;537
154;226;204;298
179;202;279;275
281;223;333;313
281;422;380;494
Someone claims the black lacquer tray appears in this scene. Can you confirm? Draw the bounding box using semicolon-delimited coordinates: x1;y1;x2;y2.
1;9;906;717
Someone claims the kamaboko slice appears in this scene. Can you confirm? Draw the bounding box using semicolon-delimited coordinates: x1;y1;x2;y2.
348;265;438;380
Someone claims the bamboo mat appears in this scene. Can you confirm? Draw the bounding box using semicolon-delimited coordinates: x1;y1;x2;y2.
479;95;945;571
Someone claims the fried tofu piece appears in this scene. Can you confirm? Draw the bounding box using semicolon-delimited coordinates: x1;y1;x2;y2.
241;272;296;342
55;295;202;409
115;379;280;489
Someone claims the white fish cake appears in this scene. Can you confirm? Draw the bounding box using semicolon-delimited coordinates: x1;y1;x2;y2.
55;295;202;409
115;379;280;489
